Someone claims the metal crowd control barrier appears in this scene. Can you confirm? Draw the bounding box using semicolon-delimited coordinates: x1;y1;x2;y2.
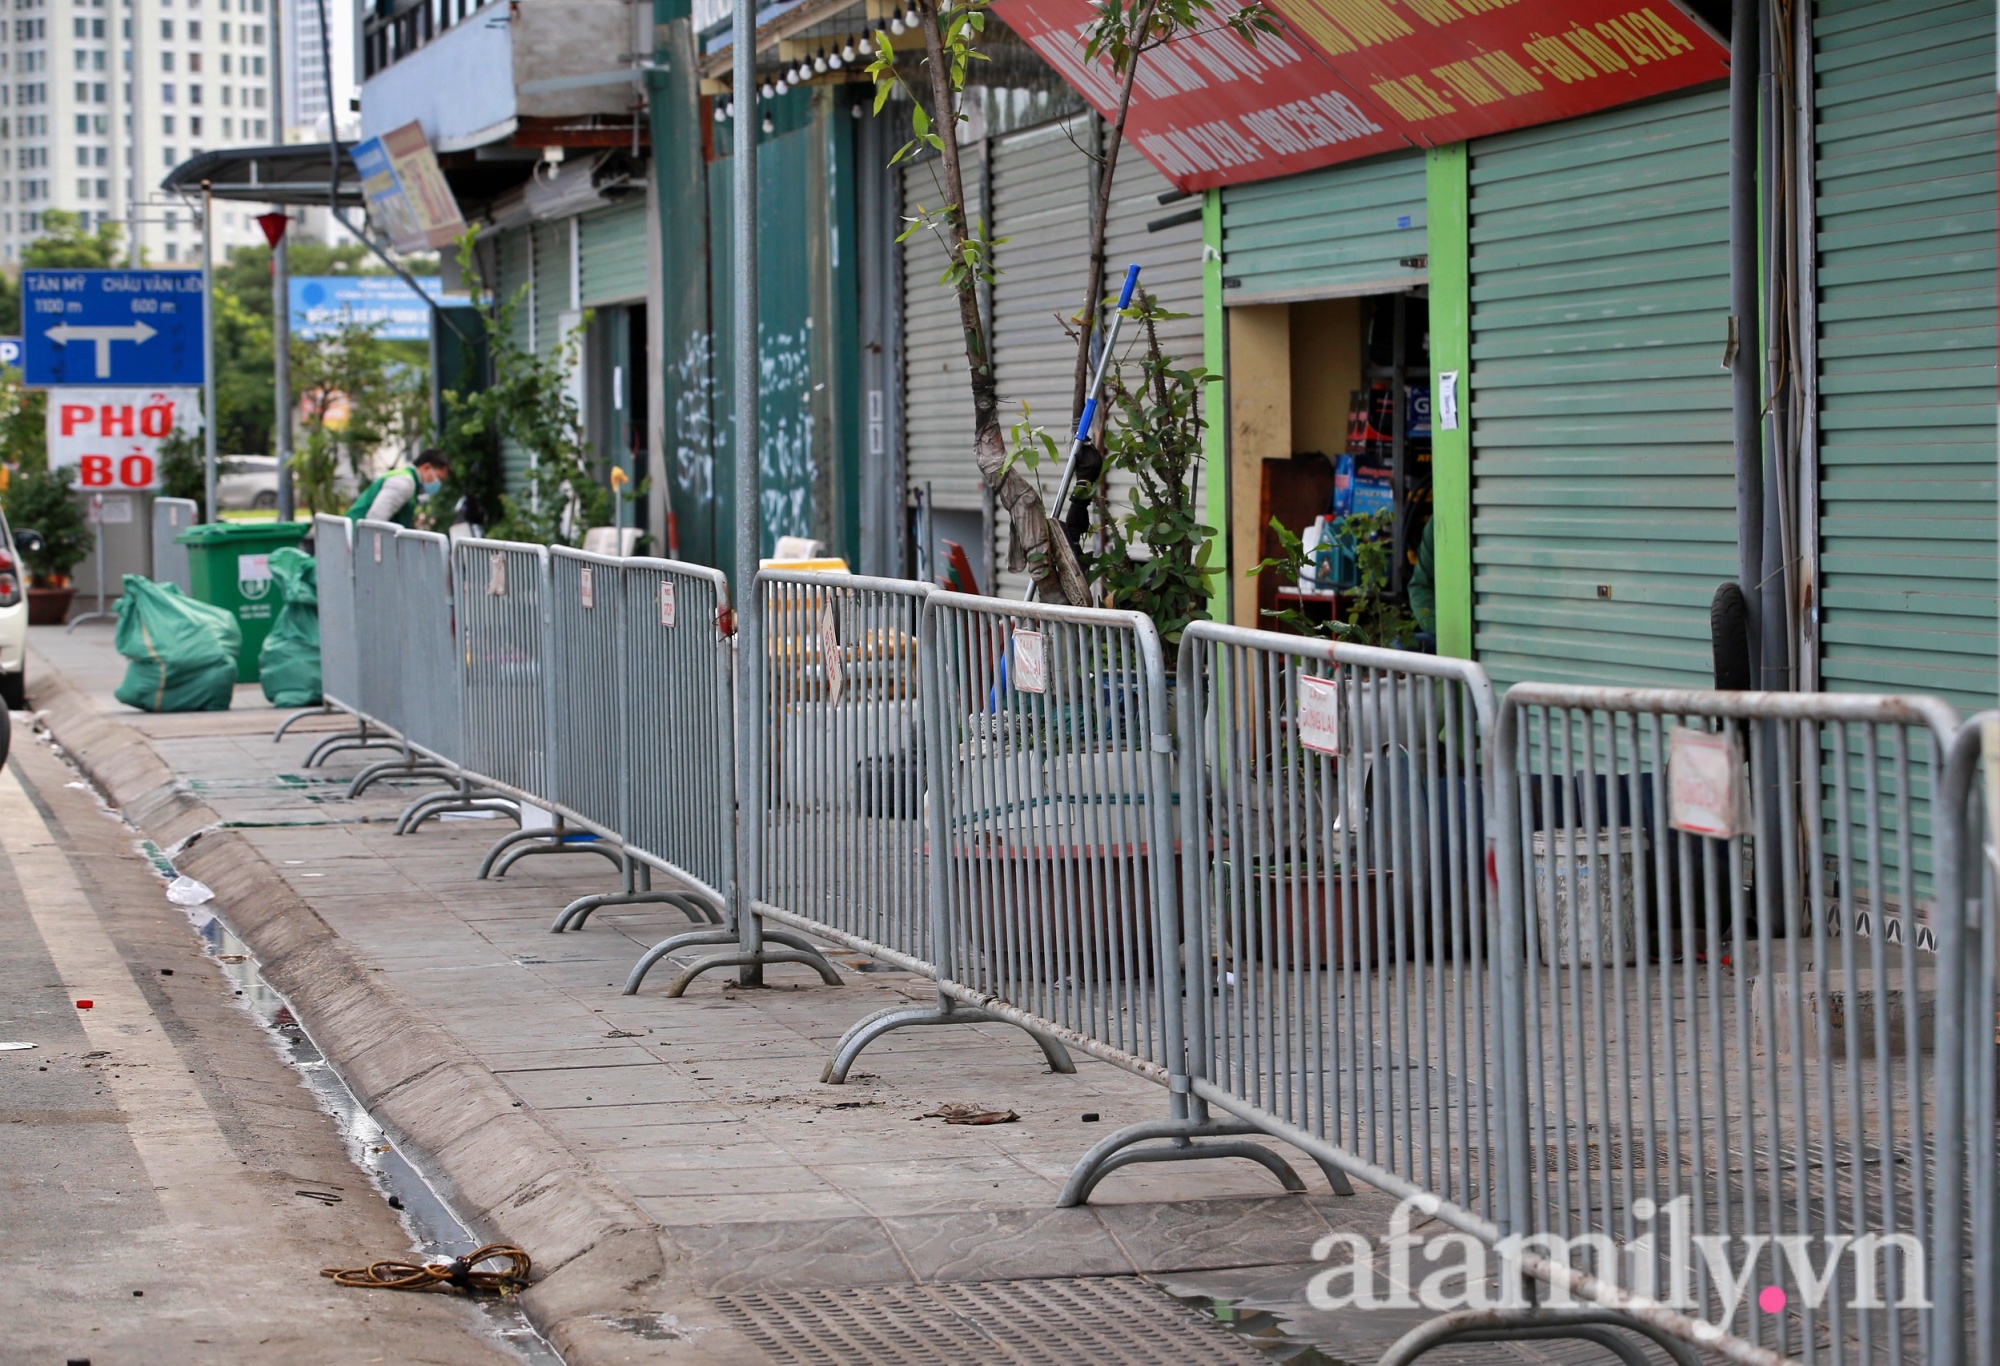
151;496;196;592
386;529;519;833
1415;684;1960;1366
1939;711;1989;1366
1166;625;1494;1219
452;537;627;880
556;555;740;930
619;571;1070;1066
616;568;895;995
341;520;460;799
292;514;400;764
902;592;1323;1198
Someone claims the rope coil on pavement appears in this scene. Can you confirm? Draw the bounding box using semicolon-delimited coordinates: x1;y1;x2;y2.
321;1243;532;1295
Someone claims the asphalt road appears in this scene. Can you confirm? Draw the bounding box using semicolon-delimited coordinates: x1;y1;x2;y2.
0;713;533;1366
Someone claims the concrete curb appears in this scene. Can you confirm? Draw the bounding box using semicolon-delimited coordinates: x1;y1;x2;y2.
20;654;765;1363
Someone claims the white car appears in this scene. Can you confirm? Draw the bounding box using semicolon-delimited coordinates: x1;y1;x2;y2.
216;454;280;511
0;507;29;712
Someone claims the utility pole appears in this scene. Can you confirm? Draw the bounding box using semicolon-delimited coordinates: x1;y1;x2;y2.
201;181;218;523
259;210;294;520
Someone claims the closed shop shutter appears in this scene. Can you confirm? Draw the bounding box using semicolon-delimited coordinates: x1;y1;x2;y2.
1467;89;1734;692
990;117;1094;597
901;149;987;515
495;227;535;495
1220;149;1426;305
532;221;568;355
580;196;649;306
1813;0;1996;714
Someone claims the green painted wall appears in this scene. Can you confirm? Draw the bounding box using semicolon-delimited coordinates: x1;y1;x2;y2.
1202;186;1229;625
1425;144;1471;660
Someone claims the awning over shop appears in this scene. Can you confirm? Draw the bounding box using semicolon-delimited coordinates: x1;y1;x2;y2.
159;143;366;207
992;0;1728;190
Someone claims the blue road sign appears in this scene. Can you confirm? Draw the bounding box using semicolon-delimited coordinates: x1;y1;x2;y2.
22;269;205;386
0;337;21;370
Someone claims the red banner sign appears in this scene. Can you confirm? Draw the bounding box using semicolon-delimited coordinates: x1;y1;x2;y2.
994;0;1727;190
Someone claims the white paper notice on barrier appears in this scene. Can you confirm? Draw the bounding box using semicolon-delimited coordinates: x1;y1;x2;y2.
488;553;506;595
819;608;844;704
1297;674;1341;756
579;564;594;609
659;580;676;627
1669;725;1744;839
372;531;384;563
1012;630;1046;694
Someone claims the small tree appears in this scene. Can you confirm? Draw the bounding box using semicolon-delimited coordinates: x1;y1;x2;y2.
292;317;428;504
443;230;629;545
22;209;123;268
867;0;1269;605
0;367;46;473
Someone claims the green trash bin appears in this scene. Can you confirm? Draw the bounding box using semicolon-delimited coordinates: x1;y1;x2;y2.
175;521;312;683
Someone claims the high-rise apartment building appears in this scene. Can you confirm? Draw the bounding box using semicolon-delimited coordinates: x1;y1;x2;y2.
0;0;278;264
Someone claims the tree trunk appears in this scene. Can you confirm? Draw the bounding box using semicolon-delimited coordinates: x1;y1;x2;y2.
1066;0;1158;432
918;2;1089;605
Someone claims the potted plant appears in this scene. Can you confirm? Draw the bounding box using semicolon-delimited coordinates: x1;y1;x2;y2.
2;464;92;624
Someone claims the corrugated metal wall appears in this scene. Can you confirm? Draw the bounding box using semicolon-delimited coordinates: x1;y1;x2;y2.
900;150;987;515
1813;0;1997;715
1467;89;1734;691
1220;150;1426;305
580;196;650;306
531;221;569;353
494;226;535;494
990;117;1095;597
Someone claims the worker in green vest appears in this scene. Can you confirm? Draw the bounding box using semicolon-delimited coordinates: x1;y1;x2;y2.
347;449;451;526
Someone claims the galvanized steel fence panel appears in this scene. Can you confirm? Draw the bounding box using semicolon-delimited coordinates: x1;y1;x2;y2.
313;514;359;712
395;529;463;768
921;591;1179;1080
1492;685;1960;1363
549;548;627;838
759;571;932;971
455;538;552;803
1178;624;1504;1240
617;557;735;907
353;520;405;736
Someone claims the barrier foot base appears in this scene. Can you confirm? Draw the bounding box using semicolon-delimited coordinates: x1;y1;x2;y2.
1375;1307;1704;1366
489;834;625;880
348;760;453;799
1058;1118;1317;1207
551;889;719;934
304;732;399;768
623;928;843;996
821;1001;1076;1084
395;789;519;836
273;704;335;741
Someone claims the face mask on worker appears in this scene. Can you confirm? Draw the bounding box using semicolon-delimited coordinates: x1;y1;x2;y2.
420;476;442;496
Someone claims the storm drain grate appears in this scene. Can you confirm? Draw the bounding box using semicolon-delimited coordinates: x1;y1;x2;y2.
715;1276;1277;1365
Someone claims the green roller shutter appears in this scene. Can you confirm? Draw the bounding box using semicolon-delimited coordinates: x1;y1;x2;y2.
1812;0;1996;715
532;221;567;355
1220;149;1426;304
1467;89;1734;692
581;196;649;306
495;226;535;496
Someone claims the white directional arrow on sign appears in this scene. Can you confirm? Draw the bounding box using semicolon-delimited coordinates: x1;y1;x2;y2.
47;321;158;378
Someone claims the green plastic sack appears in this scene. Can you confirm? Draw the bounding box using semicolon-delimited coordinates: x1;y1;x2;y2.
113;574;241;712
258;546;322;707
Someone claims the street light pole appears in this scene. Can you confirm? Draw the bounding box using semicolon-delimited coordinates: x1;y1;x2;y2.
201;181;218;523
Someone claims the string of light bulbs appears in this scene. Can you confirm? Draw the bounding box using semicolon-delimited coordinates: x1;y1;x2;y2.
710;13;919;123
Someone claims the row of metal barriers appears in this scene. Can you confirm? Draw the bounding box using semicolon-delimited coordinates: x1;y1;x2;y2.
299;513;1995;1366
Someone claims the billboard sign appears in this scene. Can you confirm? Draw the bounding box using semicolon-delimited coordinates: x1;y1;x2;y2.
992;0;1728;190
45;387;204;491
290;275;448;341
352;122;467;253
